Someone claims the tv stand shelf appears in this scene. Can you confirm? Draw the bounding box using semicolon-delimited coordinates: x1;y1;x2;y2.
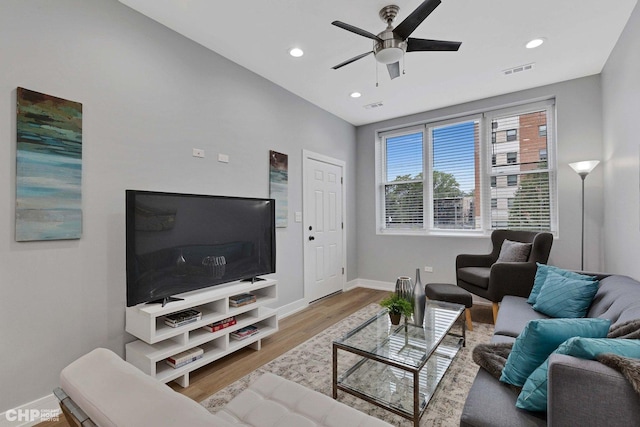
125;279;278;387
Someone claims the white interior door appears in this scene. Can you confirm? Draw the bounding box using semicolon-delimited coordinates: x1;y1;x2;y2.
303;152;344;302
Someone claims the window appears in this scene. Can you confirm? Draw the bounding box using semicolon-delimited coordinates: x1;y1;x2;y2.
539;125;547;137
381;130;424;229
488;105;555;232
376;99;556;235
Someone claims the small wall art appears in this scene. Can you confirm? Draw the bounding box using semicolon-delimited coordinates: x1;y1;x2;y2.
269;150;288;227
16;87;83;241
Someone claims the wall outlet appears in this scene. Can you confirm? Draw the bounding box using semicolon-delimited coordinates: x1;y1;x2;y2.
424;266;434;273
192;148;205;158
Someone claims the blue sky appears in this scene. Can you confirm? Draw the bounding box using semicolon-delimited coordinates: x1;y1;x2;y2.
387;121;477;193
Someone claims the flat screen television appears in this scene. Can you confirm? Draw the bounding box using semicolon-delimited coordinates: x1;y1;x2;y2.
126;190;276;307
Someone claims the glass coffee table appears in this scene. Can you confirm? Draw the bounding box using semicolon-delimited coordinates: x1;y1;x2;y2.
332;301;465;427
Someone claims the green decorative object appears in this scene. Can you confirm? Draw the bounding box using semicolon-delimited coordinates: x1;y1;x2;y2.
379;293;413;325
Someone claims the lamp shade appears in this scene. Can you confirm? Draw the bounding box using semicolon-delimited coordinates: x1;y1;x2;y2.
569;160;600;176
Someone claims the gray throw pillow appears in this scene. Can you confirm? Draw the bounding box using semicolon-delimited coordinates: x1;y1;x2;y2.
496;239;532;263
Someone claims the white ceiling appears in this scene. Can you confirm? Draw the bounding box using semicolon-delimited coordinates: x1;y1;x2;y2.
118;0;637;126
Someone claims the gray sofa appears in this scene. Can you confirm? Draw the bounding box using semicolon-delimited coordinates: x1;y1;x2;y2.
460;272;640;427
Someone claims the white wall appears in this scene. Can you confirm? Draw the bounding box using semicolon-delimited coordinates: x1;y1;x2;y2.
602;2;640;278
0;0;356;411
356;76;605;285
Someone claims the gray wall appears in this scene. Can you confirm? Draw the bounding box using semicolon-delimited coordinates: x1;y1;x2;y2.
356;76;605;285
0;0;356;411
602;2;640;278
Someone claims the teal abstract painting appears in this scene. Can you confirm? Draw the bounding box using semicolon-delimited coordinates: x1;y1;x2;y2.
269;150;288;227
16;88;82;241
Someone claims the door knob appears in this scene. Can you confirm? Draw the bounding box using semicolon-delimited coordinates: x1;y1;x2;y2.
309;236;315;241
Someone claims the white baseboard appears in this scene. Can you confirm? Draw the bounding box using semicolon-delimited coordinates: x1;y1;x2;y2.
0;394;60;427
346;278;395;292
276;297;308;319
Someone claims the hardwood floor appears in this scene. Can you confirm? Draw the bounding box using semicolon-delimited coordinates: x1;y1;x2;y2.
38;287;493;426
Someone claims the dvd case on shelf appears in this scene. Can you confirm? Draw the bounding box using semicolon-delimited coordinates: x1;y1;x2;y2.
230;325;259;340
202;317;237;333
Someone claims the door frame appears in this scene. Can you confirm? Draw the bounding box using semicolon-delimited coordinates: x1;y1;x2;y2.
302;150;347;303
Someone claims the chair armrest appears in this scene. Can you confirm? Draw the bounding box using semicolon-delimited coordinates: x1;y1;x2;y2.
487;262;538;300
548;354;640;427
456;253;494;269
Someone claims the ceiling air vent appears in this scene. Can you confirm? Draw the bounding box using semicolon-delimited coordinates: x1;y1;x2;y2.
364;101;384;109
502;63;535;76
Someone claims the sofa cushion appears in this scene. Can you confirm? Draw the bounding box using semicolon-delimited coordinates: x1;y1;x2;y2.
496;240;532;263
532;271;599;318
494;296;549;338
457;266;491;289
500;318;610;386
460;368;546;427
588;275;640;327
528;264;596;304
516;338;640;412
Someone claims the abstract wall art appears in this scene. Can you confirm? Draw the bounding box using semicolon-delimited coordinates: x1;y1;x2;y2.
269;150;288;227
16;87;83;241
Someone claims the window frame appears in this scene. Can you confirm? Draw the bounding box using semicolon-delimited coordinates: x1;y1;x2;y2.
375;99;557;236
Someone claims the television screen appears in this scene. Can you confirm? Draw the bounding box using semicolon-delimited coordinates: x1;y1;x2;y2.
126;190;276;307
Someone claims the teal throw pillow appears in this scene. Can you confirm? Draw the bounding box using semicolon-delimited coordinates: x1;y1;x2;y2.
499;318;610;386
532;271;599;318
528;264;596;304
517;337;640;412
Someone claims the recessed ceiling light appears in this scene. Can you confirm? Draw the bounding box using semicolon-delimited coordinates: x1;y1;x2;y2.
289;47;304;57
526;38;545;49
350;92;362;98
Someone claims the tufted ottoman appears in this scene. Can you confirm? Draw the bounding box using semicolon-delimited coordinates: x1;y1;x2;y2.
425;282;473;331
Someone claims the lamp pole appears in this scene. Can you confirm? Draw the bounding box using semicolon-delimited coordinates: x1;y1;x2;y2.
569;160;600;271
579;172;587;271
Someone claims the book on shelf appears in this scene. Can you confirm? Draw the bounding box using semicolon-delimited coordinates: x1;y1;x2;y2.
230;325;259;340
165;347;204;369
202;317;237;333
229;293;257;307
164;309;202;328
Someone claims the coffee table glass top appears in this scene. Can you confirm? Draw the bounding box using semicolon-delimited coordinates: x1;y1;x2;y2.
334;300;464;369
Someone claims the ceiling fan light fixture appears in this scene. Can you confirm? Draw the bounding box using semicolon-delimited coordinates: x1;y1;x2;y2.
375;47;403;64
289;47;304;57
525;38;545;49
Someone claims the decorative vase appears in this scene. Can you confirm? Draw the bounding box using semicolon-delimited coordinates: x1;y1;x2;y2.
413;268;426;327
389;312;401;325
395;276;413;302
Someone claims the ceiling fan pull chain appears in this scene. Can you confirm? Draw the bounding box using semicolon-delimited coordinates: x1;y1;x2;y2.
403;52;406;75
376;62;379;87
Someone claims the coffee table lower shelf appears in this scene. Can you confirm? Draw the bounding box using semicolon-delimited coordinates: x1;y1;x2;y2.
333;334;463;427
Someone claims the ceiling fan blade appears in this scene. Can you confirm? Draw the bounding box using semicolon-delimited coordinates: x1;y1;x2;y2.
387;62;400;79
332;51;373;70
407;38;461;52
332;21;382;42
393;0;441;40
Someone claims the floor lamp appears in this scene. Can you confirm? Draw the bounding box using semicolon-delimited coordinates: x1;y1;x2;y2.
568;160;600;270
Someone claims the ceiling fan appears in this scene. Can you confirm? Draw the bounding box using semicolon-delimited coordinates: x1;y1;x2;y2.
331;0;461;80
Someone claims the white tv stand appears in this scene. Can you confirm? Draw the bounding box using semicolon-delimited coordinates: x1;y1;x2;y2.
125;278;278;387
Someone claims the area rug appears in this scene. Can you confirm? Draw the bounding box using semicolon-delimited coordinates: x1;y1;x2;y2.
201;304;494;426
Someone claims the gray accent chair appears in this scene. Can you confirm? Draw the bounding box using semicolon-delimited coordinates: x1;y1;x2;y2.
456;230;553;323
